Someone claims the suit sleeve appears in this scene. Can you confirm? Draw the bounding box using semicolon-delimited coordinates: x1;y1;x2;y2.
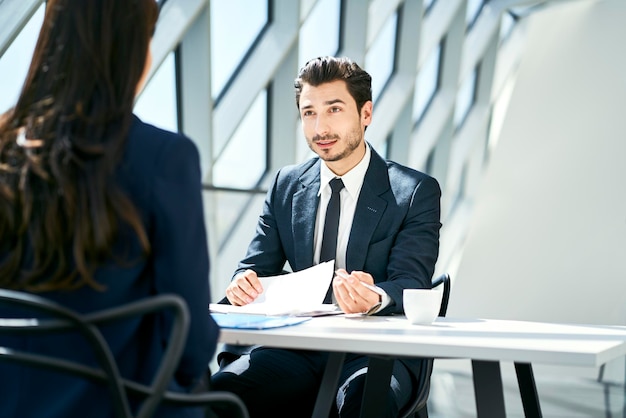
377;175;442;315
151;135;219;386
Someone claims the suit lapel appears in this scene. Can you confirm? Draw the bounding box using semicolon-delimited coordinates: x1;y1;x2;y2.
292;162;321;269
346;148;390;271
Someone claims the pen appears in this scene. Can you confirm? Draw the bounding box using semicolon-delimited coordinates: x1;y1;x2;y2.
334;270;385;296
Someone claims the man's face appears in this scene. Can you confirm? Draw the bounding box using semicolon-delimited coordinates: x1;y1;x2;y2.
298;80;372;175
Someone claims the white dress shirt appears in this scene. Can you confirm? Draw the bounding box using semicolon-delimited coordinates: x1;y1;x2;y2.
313;144;390;311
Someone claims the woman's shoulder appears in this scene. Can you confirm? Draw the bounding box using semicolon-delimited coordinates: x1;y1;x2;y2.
128;114;195;150
124;115;200;167
117;115;202;197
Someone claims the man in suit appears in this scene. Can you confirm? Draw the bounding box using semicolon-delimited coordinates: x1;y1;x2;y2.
211;56;441;418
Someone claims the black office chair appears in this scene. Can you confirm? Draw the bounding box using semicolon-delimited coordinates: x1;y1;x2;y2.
400;272;451;418
0;289;249;418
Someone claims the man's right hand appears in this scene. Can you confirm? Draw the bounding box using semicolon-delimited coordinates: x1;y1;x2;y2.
225;269;263;306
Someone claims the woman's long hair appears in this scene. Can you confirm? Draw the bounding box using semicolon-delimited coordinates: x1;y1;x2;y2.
0;0;159;291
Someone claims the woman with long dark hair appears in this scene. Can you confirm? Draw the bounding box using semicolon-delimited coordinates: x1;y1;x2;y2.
0;1;218;416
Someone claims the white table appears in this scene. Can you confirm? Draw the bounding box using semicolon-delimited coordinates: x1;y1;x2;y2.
217;315;626;417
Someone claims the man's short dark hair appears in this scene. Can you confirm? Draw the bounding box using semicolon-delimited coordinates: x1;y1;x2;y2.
294;56;372;113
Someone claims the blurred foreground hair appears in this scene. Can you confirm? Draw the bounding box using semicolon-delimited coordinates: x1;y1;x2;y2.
0;0;159;291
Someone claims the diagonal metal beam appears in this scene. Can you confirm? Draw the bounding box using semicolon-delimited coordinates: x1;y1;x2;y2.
0;0;43;58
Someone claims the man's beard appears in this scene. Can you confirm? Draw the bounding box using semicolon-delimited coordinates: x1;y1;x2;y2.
308;128;363;162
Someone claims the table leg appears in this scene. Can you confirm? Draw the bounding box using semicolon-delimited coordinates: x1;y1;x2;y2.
624;360;626;418
514;362;543;417
312;352;346;418
472;360;506;418
360;356;394;418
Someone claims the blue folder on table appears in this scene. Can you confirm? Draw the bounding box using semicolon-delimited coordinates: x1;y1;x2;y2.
211;313;311;329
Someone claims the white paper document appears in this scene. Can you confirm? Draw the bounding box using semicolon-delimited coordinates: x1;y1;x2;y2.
209;261;341;316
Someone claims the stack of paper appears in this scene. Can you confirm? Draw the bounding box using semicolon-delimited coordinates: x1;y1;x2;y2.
209;261;342;317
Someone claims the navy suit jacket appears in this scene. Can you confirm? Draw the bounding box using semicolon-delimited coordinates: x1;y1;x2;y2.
0;115;219;418
235;145;442;316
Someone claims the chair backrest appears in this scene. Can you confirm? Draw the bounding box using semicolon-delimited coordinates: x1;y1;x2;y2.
432;273;450;317
0;289;190;418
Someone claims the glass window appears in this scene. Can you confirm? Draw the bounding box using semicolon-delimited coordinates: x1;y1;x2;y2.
423;0;436;14
453;66;478;128
365;11;398;103
134;51;178;132
380;135;390;159
425;147;435;175
453;162;468;208
465;0;484;29
499;11;516;42
0;4;44;115
212;190;255;248
213;89;267;188
487;72;516;153
210;0;269;100
412;42;441;124
298;0;340;66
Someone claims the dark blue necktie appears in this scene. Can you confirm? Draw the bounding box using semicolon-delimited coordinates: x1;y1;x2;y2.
320;177;344;302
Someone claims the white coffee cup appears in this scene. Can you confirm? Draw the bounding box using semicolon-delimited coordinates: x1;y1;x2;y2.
403;288;443;325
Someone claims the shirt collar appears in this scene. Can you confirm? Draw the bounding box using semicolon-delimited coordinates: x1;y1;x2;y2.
319;142;371;199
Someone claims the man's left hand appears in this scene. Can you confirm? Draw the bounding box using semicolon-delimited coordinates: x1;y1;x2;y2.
333;269;382;314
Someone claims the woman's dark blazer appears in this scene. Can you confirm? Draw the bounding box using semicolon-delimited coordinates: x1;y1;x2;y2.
0;115;219;418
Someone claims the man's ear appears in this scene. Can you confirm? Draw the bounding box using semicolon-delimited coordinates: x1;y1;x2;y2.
361;101;373;127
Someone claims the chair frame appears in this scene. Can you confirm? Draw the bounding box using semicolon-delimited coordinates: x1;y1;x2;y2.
0;289;248;418
403;272;451;418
